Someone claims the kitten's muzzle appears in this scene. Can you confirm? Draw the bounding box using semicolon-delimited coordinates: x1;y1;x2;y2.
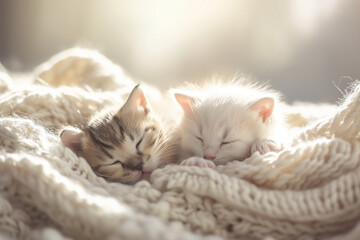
134;162;143;171
125;157;143;170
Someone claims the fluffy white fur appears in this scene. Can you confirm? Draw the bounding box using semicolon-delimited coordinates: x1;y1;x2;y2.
173;81;284;165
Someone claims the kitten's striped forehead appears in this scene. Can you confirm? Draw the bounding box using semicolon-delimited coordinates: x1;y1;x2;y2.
86;113;123;145
86;111;144;143
84;108;164;159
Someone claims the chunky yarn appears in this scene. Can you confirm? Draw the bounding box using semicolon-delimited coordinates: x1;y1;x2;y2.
0;49;359;240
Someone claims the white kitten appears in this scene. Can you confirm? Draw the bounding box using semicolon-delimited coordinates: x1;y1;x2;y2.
172;80;284;167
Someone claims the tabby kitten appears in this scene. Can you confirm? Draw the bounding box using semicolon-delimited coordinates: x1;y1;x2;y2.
61;85;177;184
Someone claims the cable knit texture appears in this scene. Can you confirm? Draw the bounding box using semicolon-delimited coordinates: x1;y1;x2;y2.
0;48;359;240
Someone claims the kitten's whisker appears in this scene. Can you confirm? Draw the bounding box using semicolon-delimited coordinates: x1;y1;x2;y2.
156;144;179;157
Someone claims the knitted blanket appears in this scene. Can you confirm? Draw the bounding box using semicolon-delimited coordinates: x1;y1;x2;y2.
0;49;360;240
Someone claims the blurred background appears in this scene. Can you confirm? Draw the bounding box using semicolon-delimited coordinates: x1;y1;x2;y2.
0;0;359;103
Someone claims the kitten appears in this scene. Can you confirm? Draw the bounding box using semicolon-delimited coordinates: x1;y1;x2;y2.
60;85;177;184
172;80;284;168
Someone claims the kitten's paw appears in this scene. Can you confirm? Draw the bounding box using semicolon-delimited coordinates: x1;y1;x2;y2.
251;139;279;155
180;157;216;169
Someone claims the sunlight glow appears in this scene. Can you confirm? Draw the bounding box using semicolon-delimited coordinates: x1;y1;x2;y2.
291;0;340;36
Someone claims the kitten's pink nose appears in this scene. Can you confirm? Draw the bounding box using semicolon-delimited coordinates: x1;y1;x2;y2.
203;154;216;160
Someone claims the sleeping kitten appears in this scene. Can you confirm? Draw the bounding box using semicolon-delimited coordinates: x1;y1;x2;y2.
172;80;284;168
60;85;177;184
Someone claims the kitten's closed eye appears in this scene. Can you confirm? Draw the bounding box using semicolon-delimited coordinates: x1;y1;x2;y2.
136;137;143;149
220;140;240;146
136;126;154;150
220;141;231;146
195;136;203;144
110;161;123;166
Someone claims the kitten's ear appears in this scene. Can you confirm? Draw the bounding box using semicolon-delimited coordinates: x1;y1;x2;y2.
173;92;195;112
250;97;274;122
122;84;150;112
60;127;84;156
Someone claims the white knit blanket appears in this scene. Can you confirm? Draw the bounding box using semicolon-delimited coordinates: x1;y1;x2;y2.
1;49;360;240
